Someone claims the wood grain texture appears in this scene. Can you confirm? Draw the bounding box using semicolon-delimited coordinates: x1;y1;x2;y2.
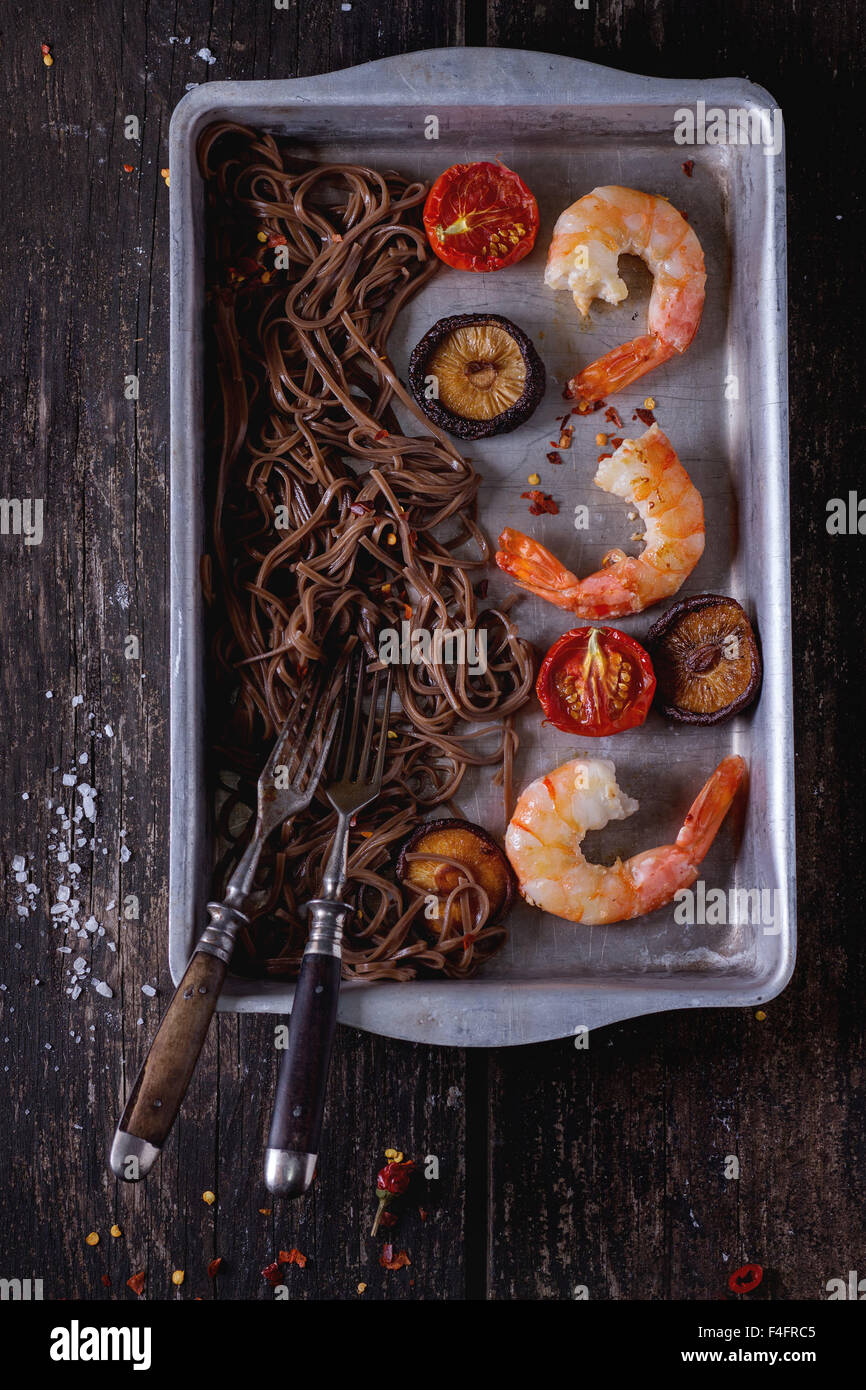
0;0;863;1303
484;0;866;1300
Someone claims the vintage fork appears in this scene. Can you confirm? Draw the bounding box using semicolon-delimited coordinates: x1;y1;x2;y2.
264;654;394;1197
109;669;340;1182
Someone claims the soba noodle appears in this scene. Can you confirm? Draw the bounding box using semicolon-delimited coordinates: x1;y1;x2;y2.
199;123;534;981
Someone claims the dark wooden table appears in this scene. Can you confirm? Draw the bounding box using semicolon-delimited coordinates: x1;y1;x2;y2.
1;0;863;1302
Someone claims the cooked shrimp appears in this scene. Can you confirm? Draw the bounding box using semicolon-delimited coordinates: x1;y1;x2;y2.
545;185;706;400
505;754;745;925
496;424;704;619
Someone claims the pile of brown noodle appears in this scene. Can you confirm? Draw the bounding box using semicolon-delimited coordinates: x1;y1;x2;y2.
199;123;534;982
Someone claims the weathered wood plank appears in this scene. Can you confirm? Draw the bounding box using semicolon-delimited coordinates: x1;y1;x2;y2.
484;0;866;1300
0;0;470;1302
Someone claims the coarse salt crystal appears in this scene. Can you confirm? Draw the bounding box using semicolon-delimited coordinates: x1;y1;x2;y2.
12;855;25;872
141;984;156;997
93;981;113;998
62;773;76;787
72;694;84;707
104;724;113;737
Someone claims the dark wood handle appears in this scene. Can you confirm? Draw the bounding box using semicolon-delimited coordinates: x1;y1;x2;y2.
266;951;342;1177
110;950;227;1179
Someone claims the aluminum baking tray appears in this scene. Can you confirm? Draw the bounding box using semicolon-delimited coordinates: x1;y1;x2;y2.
168;48;793;1046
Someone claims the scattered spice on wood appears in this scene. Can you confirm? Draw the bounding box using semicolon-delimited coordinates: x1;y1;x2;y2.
127;1270;146;1296
100;1274;111;1288
521;490;559;516
261;1262;282;1288
379;1244;412;1271
279;1248;308;1268
371;1157;416;1235
682;159;695;177
207;1257;223;1278
728;1263;763;1294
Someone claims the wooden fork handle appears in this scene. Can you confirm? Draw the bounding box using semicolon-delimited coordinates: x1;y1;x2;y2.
264;900;350;1197
108;903;246;1181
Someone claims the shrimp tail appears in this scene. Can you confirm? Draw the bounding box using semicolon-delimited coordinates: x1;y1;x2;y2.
676;755;747;862
624;755;746;917
495;528;582;611
574;334;677;402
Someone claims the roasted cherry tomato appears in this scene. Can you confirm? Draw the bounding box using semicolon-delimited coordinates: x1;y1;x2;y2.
423;161;539;272
536;626;656;737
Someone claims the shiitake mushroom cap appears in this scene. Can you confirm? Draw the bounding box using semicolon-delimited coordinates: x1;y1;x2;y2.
408;312;546;440
396;817;516;926
645;592;762;725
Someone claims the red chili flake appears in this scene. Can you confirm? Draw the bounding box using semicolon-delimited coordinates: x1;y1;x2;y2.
207;1257;222;1278
349;501;373;516
373;428;388;441
728;1263;763;1294
123;164;134;173
237;256;259;275
41;42;51;54
597;453;613;462
571;397;603;415
418;1207;428;1222
611;437;624;449
682;159;695;177
521;490;559;516
126;1270;146;1296
372;1158;416;1234
379;1244;412;1271
634;407;656;426
378;1210;398;1229
546;450;562;465
279;1248;308;1268
604;406;623;428
475;580;489;599
267;234;288;248
558;426;574;448
261;1261;282;1288
100;1274;111;1287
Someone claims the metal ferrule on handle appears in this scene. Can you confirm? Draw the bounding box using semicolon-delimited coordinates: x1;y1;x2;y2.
304;898;352;958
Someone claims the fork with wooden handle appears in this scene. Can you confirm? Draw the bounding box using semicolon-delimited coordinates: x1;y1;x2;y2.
109;669;340;1182
264;656;394;1197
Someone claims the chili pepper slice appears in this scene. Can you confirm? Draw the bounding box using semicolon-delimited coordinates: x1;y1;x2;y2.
423;162;539;272
728;1262;763;1294
536;626;656;737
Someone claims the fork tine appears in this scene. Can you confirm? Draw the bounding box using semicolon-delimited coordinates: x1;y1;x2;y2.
339;648;366;781
355;668;381;784
299;701;341;794
260;665;322;784
371;665;395;787
292;678;339;788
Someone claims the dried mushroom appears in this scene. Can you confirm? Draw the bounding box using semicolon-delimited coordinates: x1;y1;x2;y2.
408;313;545;439
646;593;761;724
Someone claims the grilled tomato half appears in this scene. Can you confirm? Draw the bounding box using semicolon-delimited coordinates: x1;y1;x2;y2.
536;626;657;737
423;161;539;272
408;312;545;439
646;593;761;724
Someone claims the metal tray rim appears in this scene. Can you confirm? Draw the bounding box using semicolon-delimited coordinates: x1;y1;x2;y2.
168;47;794;1047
